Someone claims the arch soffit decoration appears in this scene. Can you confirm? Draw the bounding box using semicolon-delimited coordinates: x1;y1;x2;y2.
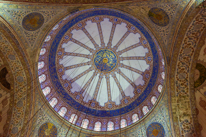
170;6;205;136
0;16;34;136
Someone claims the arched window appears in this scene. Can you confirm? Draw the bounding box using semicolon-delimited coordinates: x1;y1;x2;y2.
151;96;157;105
94;122;101;131
132;114;139;123
58;107;67;117
49;98;58;107
69;114;77;124
161;72;165;79
120;119;127;128
142;106;149;115
81;119;89;129
40;48;46;55
45;35;51;42
38;61;45;70
42;86;51;96
39;74;46;83
52;24;59;30
162;59;164;65
107;121;114;131
158;85;163;93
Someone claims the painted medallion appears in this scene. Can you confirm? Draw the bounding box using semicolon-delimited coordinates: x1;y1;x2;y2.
22;12;44;31
146;122;165;137
148;8;169;27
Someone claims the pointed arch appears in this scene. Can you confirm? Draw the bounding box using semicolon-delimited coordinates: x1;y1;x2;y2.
132;114;139;123
120;119;127;128
107;121;114;131
58;107;67;117
81;119;89;129
42;86;50;96
49;98;58;107
142;106;149;115
69;114;77;124
94;121;101;131
39;74;46;83
151;96;157;105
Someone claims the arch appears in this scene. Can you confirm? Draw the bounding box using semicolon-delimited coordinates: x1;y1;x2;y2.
69;114;77;124
0;67;11;90
151;96;157;105
132;114;139;123
58;107;67;117
38;61;44;70
42;86;51;96
49;98;58;107
120;119;127;128
39;74;46;83
0;17;34;137
142;106;149;115
169;8;205;136
81;119;89;129
107;121;114;131
94;121;101;131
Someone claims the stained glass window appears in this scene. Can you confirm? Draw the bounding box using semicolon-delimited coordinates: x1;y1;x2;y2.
107;121;114;131
158;85;163;93
94;122;101;131
40;48;46;55
142;106;149;115
132;114;139;123
151;96;157;105
38;61;45;70
45;35;51;42
81;119;89;129
39;74;46;83
162;59;165;65
42;86;51;96
161;72;165;79
69;114;77;124
58;107;67;117
49;98;58;107
52;24;59;30
120;119;127;128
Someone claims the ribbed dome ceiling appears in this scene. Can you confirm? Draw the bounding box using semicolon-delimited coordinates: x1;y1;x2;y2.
38;8;165;131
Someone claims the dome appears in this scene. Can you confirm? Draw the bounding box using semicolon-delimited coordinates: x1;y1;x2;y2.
38;8;165;131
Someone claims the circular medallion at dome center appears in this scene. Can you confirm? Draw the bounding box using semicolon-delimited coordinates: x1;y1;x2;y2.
94;49;117;72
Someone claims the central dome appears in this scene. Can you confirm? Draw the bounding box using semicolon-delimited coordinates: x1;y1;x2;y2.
38;8;165;131
94;49;117;72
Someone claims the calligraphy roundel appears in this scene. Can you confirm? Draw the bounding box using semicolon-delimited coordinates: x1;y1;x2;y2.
38;8;165;131
148;8;169;27
38;123;57;137
146;122;165;137
22;12;44;31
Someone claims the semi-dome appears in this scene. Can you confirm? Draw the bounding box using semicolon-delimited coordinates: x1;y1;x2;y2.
38;8;165;131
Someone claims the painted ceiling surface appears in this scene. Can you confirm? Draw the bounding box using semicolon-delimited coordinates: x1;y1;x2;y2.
5;0;139;4
38;8;165;131
1;0;205;136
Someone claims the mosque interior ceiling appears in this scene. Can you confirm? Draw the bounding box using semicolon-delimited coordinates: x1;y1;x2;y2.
0;0;205;137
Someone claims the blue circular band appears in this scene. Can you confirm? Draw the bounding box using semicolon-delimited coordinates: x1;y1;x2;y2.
49;9;159;117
